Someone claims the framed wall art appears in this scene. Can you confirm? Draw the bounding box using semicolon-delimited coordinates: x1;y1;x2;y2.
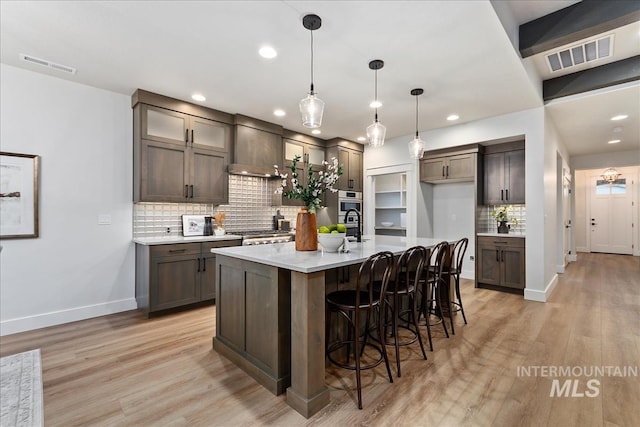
0;152;40;239
182;215;206;236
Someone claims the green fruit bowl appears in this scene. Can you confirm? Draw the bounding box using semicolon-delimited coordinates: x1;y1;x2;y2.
317;232;347;253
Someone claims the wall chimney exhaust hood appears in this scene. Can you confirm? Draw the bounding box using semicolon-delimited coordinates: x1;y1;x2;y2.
229;114;283;178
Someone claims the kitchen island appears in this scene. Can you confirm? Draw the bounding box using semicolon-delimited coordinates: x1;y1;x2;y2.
211;235;448;418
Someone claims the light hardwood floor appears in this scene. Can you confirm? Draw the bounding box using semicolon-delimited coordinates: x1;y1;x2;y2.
1;253;638;426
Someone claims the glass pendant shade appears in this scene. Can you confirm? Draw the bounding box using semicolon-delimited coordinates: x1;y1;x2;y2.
408;135;425;159
367;59;385;147
367;120;386;147
300;14;323;128
299;92;324;128
408;88;425;159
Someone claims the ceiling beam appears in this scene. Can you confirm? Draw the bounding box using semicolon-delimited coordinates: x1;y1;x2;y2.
543;55;640;101
519;1;640;58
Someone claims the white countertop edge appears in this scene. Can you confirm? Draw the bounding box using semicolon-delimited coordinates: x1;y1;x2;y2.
134;235;242;245
477;233;526;238
211;235;457;274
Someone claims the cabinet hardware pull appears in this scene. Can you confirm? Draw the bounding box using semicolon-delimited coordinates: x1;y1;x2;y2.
501;250;505;262
496;249;499;262
190;185;194;198
169;248;186;253
501;189;504;200
197;258;201;272
442;166;445;177
202;258;206;272
191;129;194;145
446;165;449;177
185;185;189;198
185;129;189;146
505;189;509;200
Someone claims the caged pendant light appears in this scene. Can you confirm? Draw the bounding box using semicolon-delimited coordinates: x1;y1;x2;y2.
299;14;324;128
408;88;425;159
366;59;386;147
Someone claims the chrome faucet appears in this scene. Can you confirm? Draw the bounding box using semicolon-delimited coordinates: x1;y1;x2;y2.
343;209;362;242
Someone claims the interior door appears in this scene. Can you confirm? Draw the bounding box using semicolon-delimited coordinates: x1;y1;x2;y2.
590;175;633;254
563;175;571;265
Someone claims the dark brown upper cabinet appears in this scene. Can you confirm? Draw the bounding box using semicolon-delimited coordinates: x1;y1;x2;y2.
325;139;363;192
277;131;326;206
419;144;479;184
132;90;232;204
483;149;525;205
230;114;283;177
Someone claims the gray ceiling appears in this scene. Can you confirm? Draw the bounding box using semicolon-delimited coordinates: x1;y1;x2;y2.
1;1;638;157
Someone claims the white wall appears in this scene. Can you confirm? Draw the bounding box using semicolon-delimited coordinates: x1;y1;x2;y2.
433;183;475;279
0;64;135;335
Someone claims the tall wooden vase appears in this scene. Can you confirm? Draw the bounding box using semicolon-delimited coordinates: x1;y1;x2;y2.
296;207;318;251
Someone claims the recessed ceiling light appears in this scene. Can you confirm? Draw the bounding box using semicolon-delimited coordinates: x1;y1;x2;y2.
369;100;382;108
259;46;277;59
608;139;621;144
273;109;286;117
447;114;459;121
611;114;628;121
191;94;206;102
311;129;321;135
357;136;366;142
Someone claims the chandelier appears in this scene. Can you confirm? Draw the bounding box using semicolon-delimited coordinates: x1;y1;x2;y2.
601;167;620;183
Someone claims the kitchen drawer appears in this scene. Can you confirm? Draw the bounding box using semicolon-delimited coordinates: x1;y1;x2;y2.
150;243;201;257
478;236;524;248
202;240;241;252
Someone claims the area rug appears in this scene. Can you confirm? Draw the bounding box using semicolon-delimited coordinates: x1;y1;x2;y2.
0;349;43;427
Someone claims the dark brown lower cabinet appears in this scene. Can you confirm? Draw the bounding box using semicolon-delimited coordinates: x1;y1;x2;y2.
135;240;241;315
214;255;291;395
476;236;525;291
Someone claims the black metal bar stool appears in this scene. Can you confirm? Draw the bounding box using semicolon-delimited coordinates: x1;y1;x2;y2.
325;251;394;409
418;241;450;342
449;237;469;325
377;246;428;377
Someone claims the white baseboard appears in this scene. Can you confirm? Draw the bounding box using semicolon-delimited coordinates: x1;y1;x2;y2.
524;274;558;302
557;264;565;274
568;254;577;262
0;298;138;336
576;246;589;253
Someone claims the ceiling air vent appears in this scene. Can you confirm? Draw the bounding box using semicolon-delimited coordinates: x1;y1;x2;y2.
19;54;77;74
546;34;614;73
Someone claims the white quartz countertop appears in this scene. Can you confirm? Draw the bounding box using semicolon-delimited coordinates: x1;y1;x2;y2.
134;234;242;245
477;233;526;238
211;235;454;273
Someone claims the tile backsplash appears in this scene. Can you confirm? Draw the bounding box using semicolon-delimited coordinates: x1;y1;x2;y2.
477;204;526;234
133;175;301;237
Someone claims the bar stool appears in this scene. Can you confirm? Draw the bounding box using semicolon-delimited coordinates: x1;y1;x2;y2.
377;246;428;377
449;237;469;325
418;241;450;342
326;251;394;409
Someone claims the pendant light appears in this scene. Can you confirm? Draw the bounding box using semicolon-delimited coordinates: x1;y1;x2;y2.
408;88;425;159
366;59;386;147
602;167;620;183
299;14;324;128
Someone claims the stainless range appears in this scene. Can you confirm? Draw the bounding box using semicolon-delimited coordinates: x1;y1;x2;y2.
239;230;294;246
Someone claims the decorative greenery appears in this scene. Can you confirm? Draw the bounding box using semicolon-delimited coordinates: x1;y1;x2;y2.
274;155;343;213
492;205;518;225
